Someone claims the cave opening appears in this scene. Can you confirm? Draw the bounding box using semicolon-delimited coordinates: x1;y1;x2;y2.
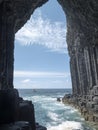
14;0;72;90
13;1;74;128
0;0;98;129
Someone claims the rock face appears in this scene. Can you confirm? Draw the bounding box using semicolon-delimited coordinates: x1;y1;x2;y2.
0;121;32;130
58;0;98;123
0;1;48;130
0;0;48;89
19;99;36;130
0;89;47;130
0;89;35;129
0;89;19;124
58;0;98;96
0;0;98;128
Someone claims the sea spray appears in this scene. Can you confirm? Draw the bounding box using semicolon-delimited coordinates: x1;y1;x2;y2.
18;89;94;130
47;121;83;130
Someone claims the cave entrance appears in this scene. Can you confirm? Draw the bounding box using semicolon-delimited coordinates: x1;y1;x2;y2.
14;0;72;90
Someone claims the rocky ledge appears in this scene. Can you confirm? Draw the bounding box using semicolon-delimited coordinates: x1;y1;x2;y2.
0;89;47;130
62;85;98;129
58;1;98;128
0;122;47;130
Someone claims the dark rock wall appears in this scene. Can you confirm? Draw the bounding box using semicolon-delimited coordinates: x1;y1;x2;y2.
0;1;15;89
0;0;48;89
58;0;98;96
0;0;97;97
14;0;48;33
0;1;48;129
1;0;97;97
0;0;98;127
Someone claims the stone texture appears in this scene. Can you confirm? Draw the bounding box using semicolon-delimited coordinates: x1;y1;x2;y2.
62;86;98;124
0;1;15;89
0;88;47;130
0;121;32;130
14;0;48;33
58;0;98;96
0;89;19;124
19;99;36;130
0;0;48;89
0;0;2;3
36;123;47;130
0;0;98;128
0;1;48;129
58;0;98;125
57;97;61;102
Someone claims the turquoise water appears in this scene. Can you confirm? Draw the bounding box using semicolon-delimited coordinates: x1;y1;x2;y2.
18;89;95;130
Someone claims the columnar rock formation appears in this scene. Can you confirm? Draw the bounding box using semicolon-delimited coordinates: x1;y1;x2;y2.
0;0;98;129
58;0;98;96
0;0;48;89
0;0;48;130
58;0;98;124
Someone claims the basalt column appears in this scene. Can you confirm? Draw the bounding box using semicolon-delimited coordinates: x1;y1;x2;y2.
59;0;98;122
0;0;48;128
0;1;15;89
0;0;48;89
0;1;20;125
58;0;98;96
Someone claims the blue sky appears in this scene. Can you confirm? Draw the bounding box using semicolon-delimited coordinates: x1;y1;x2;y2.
14;0;72;89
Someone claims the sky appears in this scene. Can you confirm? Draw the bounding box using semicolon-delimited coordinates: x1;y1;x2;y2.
14;0;72;89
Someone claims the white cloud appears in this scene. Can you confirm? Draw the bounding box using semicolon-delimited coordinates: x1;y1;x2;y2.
14;78;72;89
21;79;31;83
15;10;67;53
14;70;72;89
14;70;70;78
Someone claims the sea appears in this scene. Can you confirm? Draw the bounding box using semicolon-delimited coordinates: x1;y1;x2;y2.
18;89;95;130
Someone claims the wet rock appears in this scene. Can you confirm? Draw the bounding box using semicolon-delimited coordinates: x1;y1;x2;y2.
93;96;98;104
64;94;72;99
36;123;47;130
57;97;61;102
19;100;36;130
0;121;32;130
93;114;98;122
86;102;95;109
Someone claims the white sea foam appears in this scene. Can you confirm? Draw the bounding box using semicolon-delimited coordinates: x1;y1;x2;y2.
47;121;83;130
24;95;56;103
69;109;78;113
48;112;60;121
19;89;93;130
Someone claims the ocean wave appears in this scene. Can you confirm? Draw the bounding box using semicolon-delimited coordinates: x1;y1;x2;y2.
19;89;92;130
47;111;61;122
47;121;83;130
24;95;56;103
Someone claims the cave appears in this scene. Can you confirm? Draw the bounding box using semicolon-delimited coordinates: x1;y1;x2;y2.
0;0;98;129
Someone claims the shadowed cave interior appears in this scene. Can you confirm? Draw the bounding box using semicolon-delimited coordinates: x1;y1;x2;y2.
0;0;98;129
